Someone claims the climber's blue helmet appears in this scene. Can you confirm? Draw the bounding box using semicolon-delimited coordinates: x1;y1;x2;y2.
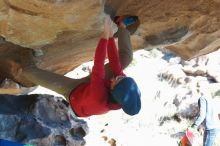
111;77;141;115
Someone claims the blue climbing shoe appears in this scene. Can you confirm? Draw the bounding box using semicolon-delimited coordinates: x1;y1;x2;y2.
113;15;140;37
123;16;138;27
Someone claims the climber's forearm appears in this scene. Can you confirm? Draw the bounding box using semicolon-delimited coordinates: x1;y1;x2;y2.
104;27;133;79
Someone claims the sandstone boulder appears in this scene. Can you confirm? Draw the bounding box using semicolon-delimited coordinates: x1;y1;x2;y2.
1;0;220;85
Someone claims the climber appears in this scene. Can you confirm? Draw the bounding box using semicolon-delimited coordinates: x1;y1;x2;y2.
187;81;220;146
66;15;141;117
0;15;141;117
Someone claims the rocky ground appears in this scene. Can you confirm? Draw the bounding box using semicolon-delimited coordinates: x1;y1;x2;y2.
1;48;220;146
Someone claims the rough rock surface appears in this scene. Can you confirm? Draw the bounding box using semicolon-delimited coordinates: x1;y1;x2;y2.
0;94;88;146
1;0;220;86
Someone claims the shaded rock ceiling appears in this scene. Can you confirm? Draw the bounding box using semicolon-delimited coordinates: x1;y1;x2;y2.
1;0;220;82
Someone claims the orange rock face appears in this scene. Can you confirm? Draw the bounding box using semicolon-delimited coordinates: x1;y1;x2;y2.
0;0;220;85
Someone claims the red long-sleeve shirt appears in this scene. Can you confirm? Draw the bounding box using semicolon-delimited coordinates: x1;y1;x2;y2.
69;38;125;117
